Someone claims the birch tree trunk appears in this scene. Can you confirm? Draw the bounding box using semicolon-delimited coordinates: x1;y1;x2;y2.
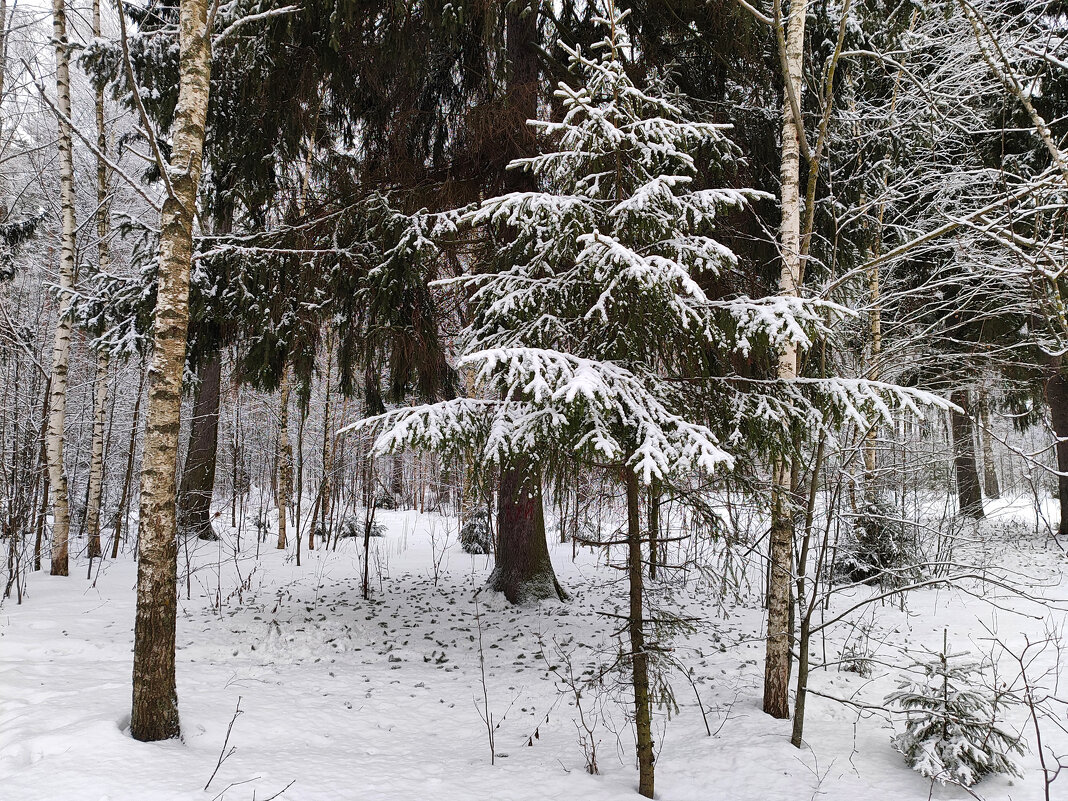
0;0;7;167
33;378;50;571
46;0;76;576
978;386;1000;499
764;0;807;721
85;355;108;559
112;361;146;559
85;0;110;561
131;0;211;742
318;344;334;541
863;261;880;480
276;367;292;551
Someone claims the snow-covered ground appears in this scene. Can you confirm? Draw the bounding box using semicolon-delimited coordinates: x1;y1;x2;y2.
1;499;1066;800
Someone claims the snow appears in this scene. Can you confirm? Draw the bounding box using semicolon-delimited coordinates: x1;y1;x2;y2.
2;499;1067;800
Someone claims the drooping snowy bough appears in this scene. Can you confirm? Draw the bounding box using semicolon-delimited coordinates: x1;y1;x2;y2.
344;12;950;797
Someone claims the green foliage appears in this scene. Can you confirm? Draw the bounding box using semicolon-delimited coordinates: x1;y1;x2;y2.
0;208;46;280
887;641;1024;787
836;498;917;585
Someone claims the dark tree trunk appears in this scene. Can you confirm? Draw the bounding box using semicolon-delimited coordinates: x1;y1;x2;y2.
647;480;659;579
390;453;404;508
487;1;563;606
177;352;221;539
763;458;793;719
488;456;565;603
1046;371;1068;534
950;389;984;520
626;470;655;798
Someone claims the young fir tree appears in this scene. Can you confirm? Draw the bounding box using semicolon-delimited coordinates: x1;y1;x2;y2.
886;638;1024;787
358;8;834;795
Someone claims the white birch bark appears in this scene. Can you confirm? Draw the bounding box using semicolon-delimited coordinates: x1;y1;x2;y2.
131;0;212;742
85;0;110;560
46;0;75;576
764;0;806;721
276;367;292;550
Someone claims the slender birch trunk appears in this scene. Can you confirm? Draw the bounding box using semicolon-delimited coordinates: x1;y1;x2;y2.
764;0;807;721
0;0;7;160
131;0;212;742
85;0;111;561
33;378;50;571
85;354;108;558
978;386;1000;499
863;260;880;479
295;406;305;546
319;343;334;540
112;361;146;559
276;367;292;551
46;0;76;576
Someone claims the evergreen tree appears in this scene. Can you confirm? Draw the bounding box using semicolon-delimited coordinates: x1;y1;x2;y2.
887;638;1024;787
357;8;838;793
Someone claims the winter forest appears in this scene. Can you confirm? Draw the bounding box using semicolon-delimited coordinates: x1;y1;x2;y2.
5;0;1068;798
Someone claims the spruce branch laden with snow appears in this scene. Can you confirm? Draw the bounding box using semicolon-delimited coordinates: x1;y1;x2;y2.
886;639;1025;787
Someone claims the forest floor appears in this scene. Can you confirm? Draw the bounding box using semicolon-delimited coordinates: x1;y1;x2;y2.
1;497;1067;801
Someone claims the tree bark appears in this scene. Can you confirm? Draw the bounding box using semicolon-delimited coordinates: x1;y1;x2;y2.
276;367;292;551
177;353;221;539
949;389;984;519
626;470;654;798
389;453;404;507
764;0;806;721
318;344;334;541
46;0;76;576
33;378;50;571
0;0;6;157
131;0;211;742
487;2;565;605
647;480;660;579
112;362;146;559
1046;371;1068;534
488;456;565;603
85;354;108;558
86;2;111;561
863;261;880;483
978;386;1000;500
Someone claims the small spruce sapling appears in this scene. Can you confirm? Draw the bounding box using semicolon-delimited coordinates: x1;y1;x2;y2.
886;634;1024;787
837;499;917;585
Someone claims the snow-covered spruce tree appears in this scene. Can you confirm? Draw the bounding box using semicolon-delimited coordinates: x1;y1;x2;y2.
354;9;836;796
886;639;1024;787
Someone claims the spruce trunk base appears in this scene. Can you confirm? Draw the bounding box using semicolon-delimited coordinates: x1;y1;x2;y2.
488;461;566;604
